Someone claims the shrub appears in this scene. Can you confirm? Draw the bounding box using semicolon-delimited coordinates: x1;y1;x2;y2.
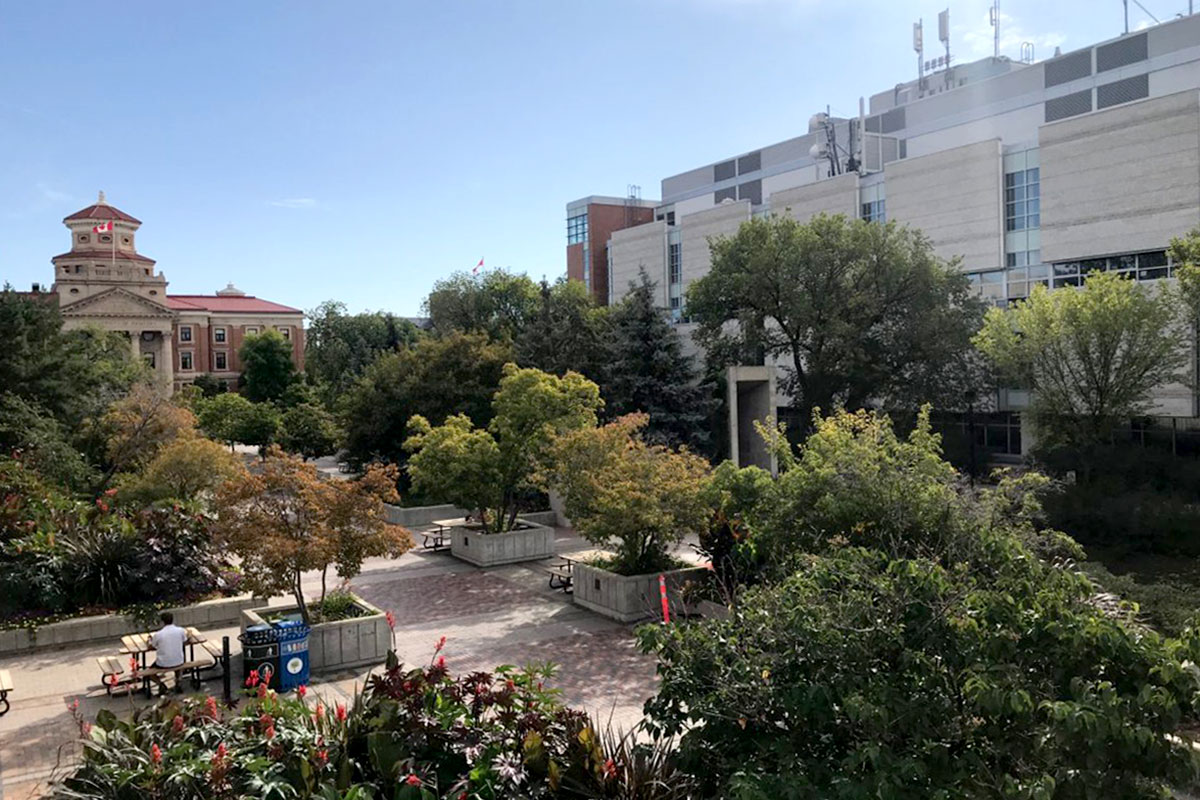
57;647;693;799
546;414;711;575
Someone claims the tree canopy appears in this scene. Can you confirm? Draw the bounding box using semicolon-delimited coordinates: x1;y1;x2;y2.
305;300;419;400
515;277;609;383
974;270;1187;451
688;214;985;427
238;329;297;403
424;269;540;341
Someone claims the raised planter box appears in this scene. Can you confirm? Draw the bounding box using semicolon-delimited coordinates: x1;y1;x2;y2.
573;564;710;623
240;593;391;673
449;519;556;567
0;594;261;655
384;503;559;529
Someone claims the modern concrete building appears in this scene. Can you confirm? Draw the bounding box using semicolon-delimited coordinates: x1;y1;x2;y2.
565;194;658;305
585;13;1200;463
43;193;305;391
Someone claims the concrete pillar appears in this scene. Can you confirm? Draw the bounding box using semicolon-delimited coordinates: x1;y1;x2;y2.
160;330;174;387
726;365;779;474
128;330;140;362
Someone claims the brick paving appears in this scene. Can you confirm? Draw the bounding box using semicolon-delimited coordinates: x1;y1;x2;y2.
0;527;694;798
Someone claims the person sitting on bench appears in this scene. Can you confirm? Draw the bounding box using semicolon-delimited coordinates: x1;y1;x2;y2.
150;611;188;691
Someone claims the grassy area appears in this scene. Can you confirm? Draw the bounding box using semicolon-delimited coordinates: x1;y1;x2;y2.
1082;546;1200;637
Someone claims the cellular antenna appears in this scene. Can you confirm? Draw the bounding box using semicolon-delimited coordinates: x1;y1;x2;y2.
989;1;1000;59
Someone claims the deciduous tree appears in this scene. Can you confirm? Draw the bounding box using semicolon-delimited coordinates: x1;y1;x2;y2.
119;437;241;503
974;270;1186;451
213;449;411;621
405;365;601;532
424;269;540;342
688;214;985;427
279;403;341;460
239;329;297;403
515;277;609;381
305;300;419;400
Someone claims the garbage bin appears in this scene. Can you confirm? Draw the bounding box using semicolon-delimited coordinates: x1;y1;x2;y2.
239;624;280;690
274;619;311;692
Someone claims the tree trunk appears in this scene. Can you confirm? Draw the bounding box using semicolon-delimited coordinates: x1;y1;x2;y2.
294;573;310;624
320;566;329;606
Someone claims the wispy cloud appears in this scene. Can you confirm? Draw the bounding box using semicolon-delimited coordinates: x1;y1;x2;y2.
36;182;76;205
957;7;1066;62
269;197;317;209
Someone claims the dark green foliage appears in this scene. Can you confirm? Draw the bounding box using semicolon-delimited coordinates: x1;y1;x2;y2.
279;403;341;460
339;332;512;472
639;410;1200;798
239;329;297;403
516;277;609;383
424;269;540;342
235;402;281;454
605;272;715;453
305;300;419;402
190;373;227;397
0;393;96;490
687;214;986;429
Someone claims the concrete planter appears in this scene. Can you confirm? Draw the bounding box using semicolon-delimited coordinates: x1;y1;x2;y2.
240;593;391;674
0;594;261;655
384;503;558;529
573;563;710;623
449;519;556;567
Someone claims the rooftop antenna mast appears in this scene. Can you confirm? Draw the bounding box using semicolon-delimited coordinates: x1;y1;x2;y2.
938;8;952;88
913;18;925;91
990;0;1000;59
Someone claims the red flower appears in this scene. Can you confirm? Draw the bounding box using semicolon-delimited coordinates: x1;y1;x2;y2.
435;655;446;670
107;673;119;688
81;721;92;736
405;774;421;786
604;757;618;779
151;743;162;765
335;703;347;722
172;715;184;734
385;610;396;631
315;749;328;767
245;669;259;688
70;697;79;713
505;679;515;691
314;703;326;722
103;488;118;497
205;695;219;719
259;712;274;739
434;635;446;653
213;742;227;763
264;724;276;739
297;684;307;698
256;682;268;699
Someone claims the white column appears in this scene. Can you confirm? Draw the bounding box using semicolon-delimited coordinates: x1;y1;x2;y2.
160;329;174;388
129;330;140;361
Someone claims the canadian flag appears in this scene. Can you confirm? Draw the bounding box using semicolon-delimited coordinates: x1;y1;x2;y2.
92;221;113;233
472;257;484;275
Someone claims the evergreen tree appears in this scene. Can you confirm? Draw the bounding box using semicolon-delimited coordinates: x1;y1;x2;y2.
516;277;608;382
239;329;297;403
605;271;714;453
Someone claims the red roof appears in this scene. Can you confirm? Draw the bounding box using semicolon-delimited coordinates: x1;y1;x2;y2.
51;249;156;264
166;295;302;314
63;204;141;224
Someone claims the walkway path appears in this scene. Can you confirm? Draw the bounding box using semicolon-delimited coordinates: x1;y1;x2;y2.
0;527;694;799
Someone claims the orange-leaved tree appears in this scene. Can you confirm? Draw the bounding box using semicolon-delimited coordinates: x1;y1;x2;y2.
213;447;412;622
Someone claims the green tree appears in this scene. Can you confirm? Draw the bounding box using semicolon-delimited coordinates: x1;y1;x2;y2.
233;401;281;456
424;269;540;341
605;271;715;452
118;436;241;503
279;403;341;460
974;271;1186;452
239;329;297;403
190;373;226;398
515;277;608;381
338;331;513;470
196;392;255;450
688;214;986;427
305;300;419;400
640;408;1200;798
546;413;711;574
0;394;95;490
405;365;601;533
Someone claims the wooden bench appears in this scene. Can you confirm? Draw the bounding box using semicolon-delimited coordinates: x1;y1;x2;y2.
0;669;12;716
139;658;215;696
421;526;450;551
543;560;575;592
96;656;140;696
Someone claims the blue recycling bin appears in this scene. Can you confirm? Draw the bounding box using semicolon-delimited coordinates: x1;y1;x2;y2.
274;619;311;692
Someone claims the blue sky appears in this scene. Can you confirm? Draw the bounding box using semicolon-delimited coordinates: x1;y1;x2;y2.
0;0;1170;316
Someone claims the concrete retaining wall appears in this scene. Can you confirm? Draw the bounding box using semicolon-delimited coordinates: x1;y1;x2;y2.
240;594;391;674
573;565;709;623
0;594;261;655
385;504;559;529
450;520;556;567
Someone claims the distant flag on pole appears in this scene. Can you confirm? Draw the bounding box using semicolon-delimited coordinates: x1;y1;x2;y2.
92;221;113;233
472;257;484;276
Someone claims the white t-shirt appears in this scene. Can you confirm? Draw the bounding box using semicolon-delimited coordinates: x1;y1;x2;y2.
151;624;188;668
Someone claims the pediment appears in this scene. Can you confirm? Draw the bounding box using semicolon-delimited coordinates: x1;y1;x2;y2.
60;287;175;319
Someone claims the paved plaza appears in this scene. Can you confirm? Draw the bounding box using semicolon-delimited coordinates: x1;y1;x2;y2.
0;526;695;799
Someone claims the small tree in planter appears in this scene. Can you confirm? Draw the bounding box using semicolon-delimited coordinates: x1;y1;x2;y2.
547;413;711;575
405;364;601;533
213;448;412;622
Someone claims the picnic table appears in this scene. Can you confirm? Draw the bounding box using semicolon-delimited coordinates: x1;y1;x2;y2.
423;517;467;551
112;626;220;697
543;550;612;594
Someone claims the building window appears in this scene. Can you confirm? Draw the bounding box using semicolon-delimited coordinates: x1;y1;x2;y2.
246;326;259;335
214;327;226;343
967;270;1006;306
215;352;228;370
1050;250;1171;288
668;236;683;323
180;351;193;371
179;326;192;342
144;353;155;368
861;184;886;223
1003;149;1040;233
100;234;112;243
566;213;588;245
78;234;89;243
277;326;290;341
